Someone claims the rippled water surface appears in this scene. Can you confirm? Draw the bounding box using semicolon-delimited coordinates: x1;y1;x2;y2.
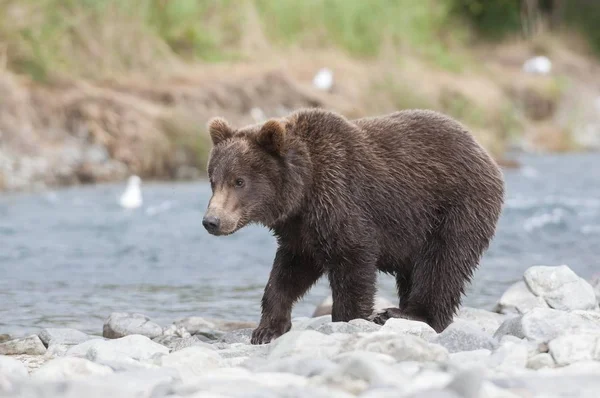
1;153;599;336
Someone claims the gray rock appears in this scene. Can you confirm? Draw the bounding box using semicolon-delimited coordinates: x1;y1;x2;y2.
494;307;600;342
32;357;113;381
173;317;256;336
152;335;211;352
0;335;46;355
527;353;555;369
268;330;345;360
219;328;253;344
316;322;363;335
0;355;28;378
379;318;437;341
253;355;336;377
432;321;497;353
66;334;168;364
524;265;598;311
313;295;395;317
102;312;163;339
548;332;600;366
160;345;222;383
494;281;548;315
352;332;448;362
218;343;270;359
348;319;382;333
0;334;11;343
455;307;509;335
38;328;93;347
292;315;332;331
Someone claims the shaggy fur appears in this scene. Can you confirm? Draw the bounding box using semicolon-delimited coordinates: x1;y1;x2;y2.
202;108;505;345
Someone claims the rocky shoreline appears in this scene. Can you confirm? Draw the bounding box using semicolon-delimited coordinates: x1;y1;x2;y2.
2;265;600;398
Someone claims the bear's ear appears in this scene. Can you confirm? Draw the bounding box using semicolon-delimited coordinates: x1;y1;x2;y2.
256;119;286;156
207;117;234;146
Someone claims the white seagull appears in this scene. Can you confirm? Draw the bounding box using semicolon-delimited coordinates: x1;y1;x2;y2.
119;175;143;209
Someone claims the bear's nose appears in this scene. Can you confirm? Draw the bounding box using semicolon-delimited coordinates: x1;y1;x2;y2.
202;215;220;233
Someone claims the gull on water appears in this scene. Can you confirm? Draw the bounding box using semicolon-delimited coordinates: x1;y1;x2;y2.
119;175;143;209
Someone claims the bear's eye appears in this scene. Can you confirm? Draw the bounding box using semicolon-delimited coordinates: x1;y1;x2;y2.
234;178;245;188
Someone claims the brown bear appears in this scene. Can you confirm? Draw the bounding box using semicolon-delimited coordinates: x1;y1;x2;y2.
202;108;504;345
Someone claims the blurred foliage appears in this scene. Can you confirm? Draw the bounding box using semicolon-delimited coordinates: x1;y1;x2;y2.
450;0;600;55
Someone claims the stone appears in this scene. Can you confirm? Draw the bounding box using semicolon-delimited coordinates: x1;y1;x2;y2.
527;353;555;369
487;340;528;372
0;355;28;378
253;355;337;377
494;281;548;315
455;307;509;335
379;318;437;340
162;324;192;338
591;275;600;302
268;330;345;360
0;334;11;343
448;349;492;371
312;295;394;317
219;328;253;344
66;334;168;364
432;321;498;353
491;374;600;398
548;332;600;366
38;328;94;347
32;357;113;381
348;319;382;332
153;335;211;352
102;312;163;339
218;343;270;359
291;315;332;331
173;317;256;336
160;346;222;383
352;332;448;362
0;335;46;355
524;265;598;311
315;322;363;335
494;307;600;342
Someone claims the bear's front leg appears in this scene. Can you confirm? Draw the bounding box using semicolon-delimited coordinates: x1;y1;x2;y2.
328;252;377;322
251;247;323;345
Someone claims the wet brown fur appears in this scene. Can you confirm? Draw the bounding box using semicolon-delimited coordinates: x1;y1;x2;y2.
203;108;505;345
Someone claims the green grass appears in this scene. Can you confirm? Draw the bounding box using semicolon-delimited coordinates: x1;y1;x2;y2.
0;0;472;81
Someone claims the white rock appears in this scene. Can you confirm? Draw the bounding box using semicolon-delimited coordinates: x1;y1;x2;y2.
253;355;337;377
524;265;598;311
32;357;113;381
292;315;332;331
455;307;508;335
268;330;344;360
103;312;163;339
348;319;382;333
548;332;600;366
527;353;555;369
522;55;552;75
488;340;528;373
153;335;211;352
448;349;491;371
315;322;363;335
352;332;448;362
160;346;222;383
494;307;600;342
591;275;600;302
0;335;46;355
312;68;334;91
432;320;498;353
494;281;548;315
67;334;168;364
162;324;192;338
0;355;28;378
39;328;94;347
380;318;437;340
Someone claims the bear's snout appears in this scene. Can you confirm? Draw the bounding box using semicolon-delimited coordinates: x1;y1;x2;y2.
202;215;221;234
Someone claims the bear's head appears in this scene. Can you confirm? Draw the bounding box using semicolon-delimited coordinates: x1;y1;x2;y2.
202;116;310;236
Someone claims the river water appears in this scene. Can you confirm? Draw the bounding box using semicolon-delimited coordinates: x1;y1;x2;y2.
1;153;599;336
